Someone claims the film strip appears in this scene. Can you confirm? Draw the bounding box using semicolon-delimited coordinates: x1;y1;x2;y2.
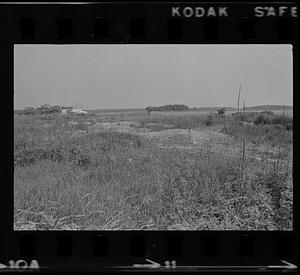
1;1;298;272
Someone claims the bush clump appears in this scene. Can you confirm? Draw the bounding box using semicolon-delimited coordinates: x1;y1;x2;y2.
204;114;214;126
254;114;272;125
254;114;293;131
271;116;293;130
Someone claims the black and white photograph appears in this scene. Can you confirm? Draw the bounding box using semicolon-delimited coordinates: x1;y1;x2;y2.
14;44;293;230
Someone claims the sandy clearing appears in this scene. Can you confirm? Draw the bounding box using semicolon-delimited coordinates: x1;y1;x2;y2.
139;128;233;144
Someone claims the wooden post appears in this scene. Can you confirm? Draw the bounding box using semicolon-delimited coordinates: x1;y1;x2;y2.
282;104;286;130
238;84;241;113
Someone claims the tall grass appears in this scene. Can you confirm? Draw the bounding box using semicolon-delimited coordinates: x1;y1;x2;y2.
14;113;293;230
221;118;292;230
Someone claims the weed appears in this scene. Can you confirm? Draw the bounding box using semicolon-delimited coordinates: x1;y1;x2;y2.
204;114;214;126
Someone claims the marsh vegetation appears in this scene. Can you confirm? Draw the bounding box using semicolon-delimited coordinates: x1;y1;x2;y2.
14;109;293;230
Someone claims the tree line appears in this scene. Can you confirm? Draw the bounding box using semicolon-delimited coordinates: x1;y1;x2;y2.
146;104;189;113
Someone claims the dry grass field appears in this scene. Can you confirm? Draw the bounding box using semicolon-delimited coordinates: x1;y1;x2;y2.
14;109;293;230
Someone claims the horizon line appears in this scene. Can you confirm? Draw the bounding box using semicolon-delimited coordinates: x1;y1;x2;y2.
14;104;293;111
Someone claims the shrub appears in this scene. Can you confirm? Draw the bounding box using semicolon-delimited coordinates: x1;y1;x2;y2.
260;110;274;116
285;122;293;131
254;113;293;131
204;114;214;126
221;121;292;146
271;116;293;130
14;147;66;166
254;114;271;125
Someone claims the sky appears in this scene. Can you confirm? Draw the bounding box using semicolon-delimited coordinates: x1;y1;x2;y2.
14;44;293;110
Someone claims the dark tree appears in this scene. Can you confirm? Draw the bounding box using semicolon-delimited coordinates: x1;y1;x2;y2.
146;104;189;112
146;106;153;115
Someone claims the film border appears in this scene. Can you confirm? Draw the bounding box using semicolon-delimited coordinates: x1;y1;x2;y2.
0;1;298;272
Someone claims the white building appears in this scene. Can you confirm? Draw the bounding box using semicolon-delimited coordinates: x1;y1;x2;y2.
61;106;73;115
70;108;88;114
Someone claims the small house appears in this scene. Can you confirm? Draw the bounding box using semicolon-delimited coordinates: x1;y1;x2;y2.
70;108;88;114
